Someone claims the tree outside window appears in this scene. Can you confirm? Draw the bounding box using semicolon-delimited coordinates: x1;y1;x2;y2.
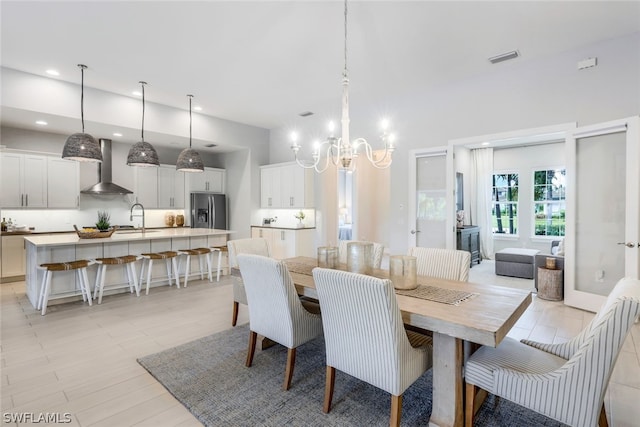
533;169;566;236
492;173;518;235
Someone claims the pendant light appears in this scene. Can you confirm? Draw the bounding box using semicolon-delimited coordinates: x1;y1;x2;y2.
176;94;204;172
127;81;159;167
62;64;103;162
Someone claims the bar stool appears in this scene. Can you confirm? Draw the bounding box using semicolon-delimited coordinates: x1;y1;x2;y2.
210;246;227;281
37;260;94;315
93;255;142;304
139;251;180;295
177;248;213;287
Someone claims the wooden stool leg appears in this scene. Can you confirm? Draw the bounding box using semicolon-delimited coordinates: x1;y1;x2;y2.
246;330;257;367
283;348;297;390
232;301;239;326
323;365;336;413
390;395;402;427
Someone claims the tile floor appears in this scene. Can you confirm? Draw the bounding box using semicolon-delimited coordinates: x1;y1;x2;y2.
1;269;639;426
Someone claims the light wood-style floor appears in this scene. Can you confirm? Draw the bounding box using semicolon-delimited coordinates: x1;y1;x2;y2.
1;273;639;426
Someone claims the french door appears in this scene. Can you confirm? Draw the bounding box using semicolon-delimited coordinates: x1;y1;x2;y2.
565;116;639;312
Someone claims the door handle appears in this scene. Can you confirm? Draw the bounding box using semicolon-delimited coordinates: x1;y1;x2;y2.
410;230;421;235
617;242;636;248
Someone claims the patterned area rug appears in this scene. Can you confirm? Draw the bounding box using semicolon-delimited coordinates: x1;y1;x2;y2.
138;325;565;426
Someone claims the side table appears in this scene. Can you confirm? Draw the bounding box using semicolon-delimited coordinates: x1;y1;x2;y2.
537;267;563;301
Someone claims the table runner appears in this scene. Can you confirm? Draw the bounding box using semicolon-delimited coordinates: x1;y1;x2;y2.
284;260;476;305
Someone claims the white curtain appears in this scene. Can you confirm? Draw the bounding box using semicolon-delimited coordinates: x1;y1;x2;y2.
470;148;494;260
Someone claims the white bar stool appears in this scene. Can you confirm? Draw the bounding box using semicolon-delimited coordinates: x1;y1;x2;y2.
37;260;94;315
93;255;142;304
139;251;180;295
177;248;213;287
210;246;227;281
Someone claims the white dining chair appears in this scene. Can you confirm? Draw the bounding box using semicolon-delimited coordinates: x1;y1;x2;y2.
338;240;385;268
237;254;323;391
464;277;640;427
407;247;470;282
312;267;432;427
227;238;271;326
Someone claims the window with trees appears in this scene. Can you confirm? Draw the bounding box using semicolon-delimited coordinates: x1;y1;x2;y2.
492;173;518;235
533;169;566;236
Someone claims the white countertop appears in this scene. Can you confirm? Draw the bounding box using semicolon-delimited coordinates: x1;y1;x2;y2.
24;228;235;247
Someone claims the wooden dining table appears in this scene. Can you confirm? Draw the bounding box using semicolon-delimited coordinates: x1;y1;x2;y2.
283;256;532;427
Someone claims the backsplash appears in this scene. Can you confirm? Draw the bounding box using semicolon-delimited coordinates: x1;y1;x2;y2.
256;208;316;228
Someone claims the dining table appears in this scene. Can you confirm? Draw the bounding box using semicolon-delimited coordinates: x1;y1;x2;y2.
282;256;532;427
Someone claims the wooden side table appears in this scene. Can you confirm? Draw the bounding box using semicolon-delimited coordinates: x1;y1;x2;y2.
537;267;563;301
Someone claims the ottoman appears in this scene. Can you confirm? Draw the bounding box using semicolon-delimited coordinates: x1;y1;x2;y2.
495;248;540;279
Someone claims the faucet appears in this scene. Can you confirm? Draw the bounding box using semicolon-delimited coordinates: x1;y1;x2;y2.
130;203;145;233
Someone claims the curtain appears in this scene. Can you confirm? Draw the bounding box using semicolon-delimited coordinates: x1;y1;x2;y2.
470;148;494;260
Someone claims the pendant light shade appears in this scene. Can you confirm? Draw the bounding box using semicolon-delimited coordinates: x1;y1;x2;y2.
62;64;102;162
176;94;204;172
127;81;160;167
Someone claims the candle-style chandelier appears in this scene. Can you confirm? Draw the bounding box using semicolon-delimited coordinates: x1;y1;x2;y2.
290;0;396;173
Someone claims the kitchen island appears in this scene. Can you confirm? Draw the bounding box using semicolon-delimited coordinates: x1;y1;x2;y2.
23;228;234;309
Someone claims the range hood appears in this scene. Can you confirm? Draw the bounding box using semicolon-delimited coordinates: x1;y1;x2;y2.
81;139;133;195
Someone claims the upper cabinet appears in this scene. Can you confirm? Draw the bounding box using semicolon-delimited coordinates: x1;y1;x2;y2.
158;165;185;209
1;152;55;208
260;162;314;208
188;168;225;193
47;157;79;208
134;167;159;208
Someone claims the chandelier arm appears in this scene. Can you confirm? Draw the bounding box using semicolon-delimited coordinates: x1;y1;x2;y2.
353;138;393;168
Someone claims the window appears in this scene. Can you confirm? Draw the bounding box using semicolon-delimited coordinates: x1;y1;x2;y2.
533;169;566;236
492;173;518;235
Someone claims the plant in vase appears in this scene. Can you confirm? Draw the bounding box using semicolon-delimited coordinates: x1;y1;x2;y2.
96;210;111;231
294;211;305;228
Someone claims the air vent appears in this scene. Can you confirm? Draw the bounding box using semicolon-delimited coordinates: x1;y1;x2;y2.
204;143;217;148
488;50;519;64
298;111;314;117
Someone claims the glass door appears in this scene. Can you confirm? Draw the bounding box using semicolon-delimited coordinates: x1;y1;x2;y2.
410;152;449;248
565;117;639;312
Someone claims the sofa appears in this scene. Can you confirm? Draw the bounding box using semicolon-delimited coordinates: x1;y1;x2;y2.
534;240;565;290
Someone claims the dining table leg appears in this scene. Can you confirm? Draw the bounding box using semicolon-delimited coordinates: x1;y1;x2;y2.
429;332;464;427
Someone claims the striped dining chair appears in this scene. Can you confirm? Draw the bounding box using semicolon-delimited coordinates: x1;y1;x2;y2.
338;240;385;269
407;247;471;282
236;254;323;391
464;277;640;427
312;268;432;427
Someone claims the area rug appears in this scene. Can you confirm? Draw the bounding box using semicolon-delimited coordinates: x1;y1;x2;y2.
138;325;565;426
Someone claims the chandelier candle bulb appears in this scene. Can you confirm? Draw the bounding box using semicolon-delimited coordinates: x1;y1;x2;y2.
389;255;418;290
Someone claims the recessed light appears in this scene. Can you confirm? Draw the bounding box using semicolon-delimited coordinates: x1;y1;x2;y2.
193;106;203;111
46;69;59;76
132;91;142;96
113;132;123;137
488;50;520;64
481;142;490;146
35;120;48;125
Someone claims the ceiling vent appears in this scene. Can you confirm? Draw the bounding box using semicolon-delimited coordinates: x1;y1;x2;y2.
488;50;520;64
298;111;314;117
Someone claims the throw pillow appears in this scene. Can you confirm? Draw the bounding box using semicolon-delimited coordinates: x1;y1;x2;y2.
556;239;565;256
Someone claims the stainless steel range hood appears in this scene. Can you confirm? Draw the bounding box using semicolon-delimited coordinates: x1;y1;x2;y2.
81;139;133;195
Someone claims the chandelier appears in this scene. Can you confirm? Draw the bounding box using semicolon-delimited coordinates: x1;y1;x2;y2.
290;0;395;173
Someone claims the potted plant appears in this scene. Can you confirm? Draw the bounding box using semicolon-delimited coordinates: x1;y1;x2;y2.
96;210;111;231
294;211;305;228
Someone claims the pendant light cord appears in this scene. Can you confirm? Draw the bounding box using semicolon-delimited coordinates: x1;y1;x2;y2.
343;0;348;78
140;82;146;142
188;95;193;148
78;64;87;133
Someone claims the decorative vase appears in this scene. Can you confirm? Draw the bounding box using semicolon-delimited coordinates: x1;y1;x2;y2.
346;242;373;275
317;246;338;268
176;215;185;227
389;255;418;290
165;213;175;227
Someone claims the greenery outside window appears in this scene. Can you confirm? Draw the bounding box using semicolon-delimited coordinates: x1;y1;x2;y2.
492;173;518;235
533;169;566;236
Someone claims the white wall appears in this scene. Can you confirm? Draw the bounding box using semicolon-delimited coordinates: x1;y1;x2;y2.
269;33;640;255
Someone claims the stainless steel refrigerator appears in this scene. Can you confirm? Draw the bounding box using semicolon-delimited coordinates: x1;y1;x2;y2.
190;193;227;229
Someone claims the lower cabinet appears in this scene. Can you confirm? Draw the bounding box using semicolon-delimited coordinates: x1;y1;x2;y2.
1;236;26;280
251;227;315;259
456;226;481;267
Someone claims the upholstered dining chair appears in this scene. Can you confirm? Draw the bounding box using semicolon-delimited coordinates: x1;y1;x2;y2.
338;240;385;268
464;277;640;427
227;238;271;326
236;254;323;391
407;247;471;282
312;268;433;427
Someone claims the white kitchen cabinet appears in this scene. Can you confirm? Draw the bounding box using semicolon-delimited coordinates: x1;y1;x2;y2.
260;162;314;208
1;236;26;278
189;168;225;193
134;167;159;208
158;165;185;208
0;152;47;208
251;226;315;259
47;157;79;208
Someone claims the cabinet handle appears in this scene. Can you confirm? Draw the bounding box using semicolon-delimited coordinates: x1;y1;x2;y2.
290;196;293;206
25;194;28;206
268;197;272;207
77;196;79;207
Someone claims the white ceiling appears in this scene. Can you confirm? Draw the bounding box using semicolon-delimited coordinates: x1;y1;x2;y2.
2;0;639;144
